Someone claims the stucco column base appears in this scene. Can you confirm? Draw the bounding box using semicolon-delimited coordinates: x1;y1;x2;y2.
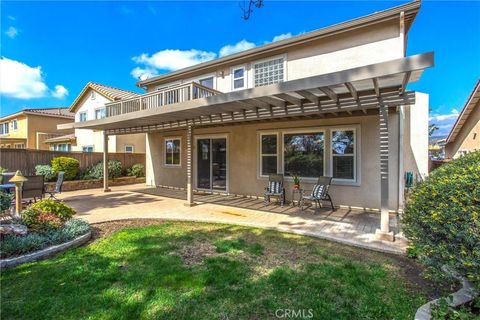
375;229;395;242
184;202;197;207
103;188;111;193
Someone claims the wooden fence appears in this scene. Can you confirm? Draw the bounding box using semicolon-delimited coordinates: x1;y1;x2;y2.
0;149;145;175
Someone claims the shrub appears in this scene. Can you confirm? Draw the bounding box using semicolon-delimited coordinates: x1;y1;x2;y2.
35;164;56;181
402;151;480;289
0;191;13;212
127;163;144;178
0;219;90;258
21;200;76;232
0;166;6;174
31;199;75;221
51;157;80;180
87;160;123;180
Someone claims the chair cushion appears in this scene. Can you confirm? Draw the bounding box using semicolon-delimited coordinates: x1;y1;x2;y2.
312;184;325;199
268;181;282;194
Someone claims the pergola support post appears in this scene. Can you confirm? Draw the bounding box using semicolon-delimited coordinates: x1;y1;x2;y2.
103;131;111;192
375;105;394;241
184;122;196;206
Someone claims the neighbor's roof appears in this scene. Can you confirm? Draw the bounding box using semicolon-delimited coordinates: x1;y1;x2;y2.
137;1;421;88
446;79;480;143
44;133;76;144
0;108;74;121
69;82;140;112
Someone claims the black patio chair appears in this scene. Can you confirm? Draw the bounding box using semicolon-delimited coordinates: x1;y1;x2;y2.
23;175;45;203
300;176;335;211
264;173;285;207
47;171;65;201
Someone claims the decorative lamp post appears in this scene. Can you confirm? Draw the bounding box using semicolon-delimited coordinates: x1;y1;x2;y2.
9;170;28;217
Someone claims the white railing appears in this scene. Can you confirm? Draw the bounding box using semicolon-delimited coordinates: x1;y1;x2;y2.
106;82;221;117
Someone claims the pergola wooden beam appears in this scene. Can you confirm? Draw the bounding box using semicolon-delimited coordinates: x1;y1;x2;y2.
318;87;338;103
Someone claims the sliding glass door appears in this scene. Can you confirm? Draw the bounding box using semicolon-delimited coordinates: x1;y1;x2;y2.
196;138;227;191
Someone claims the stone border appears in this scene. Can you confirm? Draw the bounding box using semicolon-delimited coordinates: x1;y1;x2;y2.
415;279;478;320
0;231;91;270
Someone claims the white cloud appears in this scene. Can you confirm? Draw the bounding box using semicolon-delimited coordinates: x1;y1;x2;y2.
51;85;68;98
133;49;217;72
429;108;460;136
0;57;67;100
5;27;18;39
219;40;256;57
130;66;158;81
272;33;292;42
8;16;15;21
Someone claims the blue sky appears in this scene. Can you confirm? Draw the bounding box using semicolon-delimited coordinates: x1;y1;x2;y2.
1;1;479;136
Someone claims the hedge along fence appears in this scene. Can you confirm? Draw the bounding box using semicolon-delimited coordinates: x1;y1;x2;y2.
0;149;145;175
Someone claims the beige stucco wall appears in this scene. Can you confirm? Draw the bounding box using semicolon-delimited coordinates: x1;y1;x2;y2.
403;92;429;178
72;88;146;153
445;100;480;158
146;20;402;94
27;115;73;150
146;112;402;211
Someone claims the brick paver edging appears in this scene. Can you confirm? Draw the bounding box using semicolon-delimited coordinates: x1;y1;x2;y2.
0;231;91;270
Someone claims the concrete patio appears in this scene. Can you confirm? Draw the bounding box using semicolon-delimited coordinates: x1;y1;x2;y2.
58;184;408;255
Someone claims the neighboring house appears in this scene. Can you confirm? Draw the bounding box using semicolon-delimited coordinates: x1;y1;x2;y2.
445;80;480;159
49;82;146;153
0;108;74;150
67;1;433;241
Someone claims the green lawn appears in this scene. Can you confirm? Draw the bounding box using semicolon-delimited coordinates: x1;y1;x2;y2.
1;221;429;319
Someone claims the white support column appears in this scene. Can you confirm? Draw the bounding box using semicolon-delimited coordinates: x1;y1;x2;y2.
185;122;195;206
103;131;111;192
376;105;394;241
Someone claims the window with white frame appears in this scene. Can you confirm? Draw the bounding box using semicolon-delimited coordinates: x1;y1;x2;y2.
11;119;18;131
232;66;246;90
53;143;71;152
199;77;214;89
125;145;134;153
14;143;25;149
95;108;106;119
91;91;96;100
260;134;278;176
164;138;181;166
79;112;87;122
284;131;325;178
254;57;284;87
0;122;9;134
82;146;94;153
331;129;355;181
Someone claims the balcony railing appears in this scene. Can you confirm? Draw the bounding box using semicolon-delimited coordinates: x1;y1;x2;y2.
106;82;221;117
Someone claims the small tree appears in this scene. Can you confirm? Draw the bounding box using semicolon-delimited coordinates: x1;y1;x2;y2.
402;151;480;289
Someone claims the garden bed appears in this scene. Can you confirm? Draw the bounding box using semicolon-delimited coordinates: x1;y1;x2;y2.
44;176;145;192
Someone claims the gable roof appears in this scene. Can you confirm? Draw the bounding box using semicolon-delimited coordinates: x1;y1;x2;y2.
446;79;480;143
69;82;140;112
0;107;74;122
137;1;421;88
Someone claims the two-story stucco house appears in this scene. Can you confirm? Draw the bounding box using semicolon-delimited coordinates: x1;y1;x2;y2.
49;82;146;153
445;80;480;159
64;1;434;241
0;108;74;150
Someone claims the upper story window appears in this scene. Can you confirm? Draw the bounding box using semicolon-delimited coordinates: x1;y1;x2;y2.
199;77;214;89
254;57;285;87
91;91;96;100
95;108;106;120
0;122;9;135
232;66;246;90
11;119;18;131
125;145;134;153
79;112;87;122
82;146;94;153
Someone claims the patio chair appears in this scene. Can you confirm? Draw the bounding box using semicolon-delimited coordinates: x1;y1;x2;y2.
23;175;45;203
47;171;65;201
264;173;285;207
300;176;335;211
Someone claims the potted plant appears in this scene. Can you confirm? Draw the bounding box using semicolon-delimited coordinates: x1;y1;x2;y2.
293;175;301;189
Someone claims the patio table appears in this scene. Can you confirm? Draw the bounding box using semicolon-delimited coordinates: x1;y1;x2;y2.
0;183;15;192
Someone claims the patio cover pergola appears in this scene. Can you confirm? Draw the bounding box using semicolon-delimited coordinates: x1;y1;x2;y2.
65;52;434;241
